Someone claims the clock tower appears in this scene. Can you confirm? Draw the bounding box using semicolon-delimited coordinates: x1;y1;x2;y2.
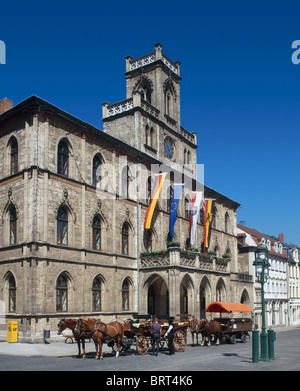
102;43;197;178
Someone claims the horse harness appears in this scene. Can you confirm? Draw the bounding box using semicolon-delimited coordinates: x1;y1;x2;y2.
194;319;209;333
78;319;118;339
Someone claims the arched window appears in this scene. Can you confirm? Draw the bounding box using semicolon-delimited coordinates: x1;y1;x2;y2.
121;166;129;199
140;81;151;103
57;140;69;176
56;273;68;312
147;176;153;205
92;155;102;188
9;205;17;244
185;196;190;220
7;273;16;312
145;125;149;145
122;223;129;255
149;127;155;148
145;230;152;252
57;206;68;245
200;208;205;225
225;212;230;234
92;276;102;311
167;186;173;213
92;215;101;250
122;279;130;310
10;137;18;175
164;80;175;118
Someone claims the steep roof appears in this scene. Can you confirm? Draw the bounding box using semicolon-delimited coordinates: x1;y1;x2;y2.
237;224;288;259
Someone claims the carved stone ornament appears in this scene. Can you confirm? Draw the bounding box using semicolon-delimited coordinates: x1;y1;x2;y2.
55;188;77;223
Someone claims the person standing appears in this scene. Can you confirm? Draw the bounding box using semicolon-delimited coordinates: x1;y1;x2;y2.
151;317;162;356
165;318;175;355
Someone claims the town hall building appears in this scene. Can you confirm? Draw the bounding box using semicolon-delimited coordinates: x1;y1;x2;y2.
0;44;252;342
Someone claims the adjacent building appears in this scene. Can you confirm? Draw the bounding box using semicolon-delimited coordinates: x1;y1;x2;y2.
237;224;289;328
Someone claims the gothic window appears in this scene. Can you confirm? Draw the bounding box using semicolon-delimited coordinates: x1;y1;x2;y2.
57;206;68;245
147;176;153;205
57;140;69;176
92;215;101;250
185;196;190;220
92;276;102;311
145;230;152;252
167;186;173;213
164;80;175;118
9;137;18;175
200;208;205;225
140;81;151;104
122;222;129;255
212;207;217;229
225;212;230;234
7;273;16;312
145;125;149;145
145;126;155;149
149;127;154;148
92;155;102;188
9;205;17;245
56;273;68;312
165;92;171;116
122;279;130;311
121;166;129;199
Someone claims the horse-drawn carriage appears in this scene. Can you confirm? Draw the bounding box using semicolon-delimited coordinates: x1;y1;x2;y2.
122;314;188;355
58;314;188;360
205;302;253;344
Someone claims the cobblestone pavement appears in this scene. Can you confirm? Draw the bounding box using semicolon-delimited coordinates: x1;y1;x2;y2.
0;326;299;372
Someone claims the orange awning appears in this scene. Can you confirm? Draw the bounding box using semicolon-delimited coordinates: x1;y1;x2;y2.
205;302;252;313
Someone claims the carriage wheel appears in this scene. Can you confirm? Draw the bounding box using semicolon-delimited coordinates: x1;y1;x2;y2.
136;336;149;355
240;333;247;343
229;334;236;344
173;331;187;352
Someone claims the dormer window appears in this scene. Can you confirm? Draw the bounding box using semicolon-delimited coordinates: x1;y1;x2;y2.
274;242;278;253
261;238;265;245
279;244;283;254
266;239;271;251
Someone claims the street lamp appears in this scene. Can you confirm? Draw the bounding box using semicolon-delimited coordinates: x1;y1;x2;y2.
253;244;270;361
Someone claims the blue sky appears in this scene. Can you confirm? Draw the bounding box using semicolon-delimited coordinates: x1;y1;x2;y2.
0;0;299;244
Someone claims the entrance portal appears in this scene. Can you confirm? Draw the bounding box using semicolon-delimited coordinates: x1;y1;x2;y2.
147;276;169;315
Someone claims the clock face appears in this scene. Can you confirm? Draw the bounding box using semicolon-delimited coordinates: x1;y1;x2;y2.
164;137;174;159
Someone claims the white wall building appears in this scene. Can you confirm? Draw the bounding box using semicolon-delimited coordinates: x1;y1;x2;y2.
237;225;289;328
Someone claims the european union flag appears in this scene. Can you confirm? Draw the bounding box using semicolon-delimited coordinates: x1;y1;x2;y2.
169;183;184;239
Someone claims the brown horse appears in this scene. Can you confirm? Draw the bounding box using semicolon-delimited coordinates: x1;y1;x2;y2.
77;317;124;360
57;318;94;358
189;316;205;346
201;319;223;347
189;318;222;347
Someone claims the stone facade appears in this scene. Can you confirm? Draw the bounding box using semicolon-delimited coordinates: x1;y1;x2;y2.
0;45;253;342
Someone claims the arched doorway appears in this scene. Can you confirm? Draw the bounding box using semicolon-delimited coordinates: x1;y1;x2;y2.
146;275;169;315
240;289;251;307
180;274;194;315
216;278;226;302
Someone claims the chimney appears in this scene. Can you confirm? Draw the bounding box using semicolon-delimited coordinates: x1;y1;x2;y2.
0;98;13;114
279;233;284;242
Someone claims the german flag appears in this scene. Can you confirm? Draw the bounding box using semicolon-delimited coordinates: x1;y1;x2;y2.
204;199;215;249
144;173;167;229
